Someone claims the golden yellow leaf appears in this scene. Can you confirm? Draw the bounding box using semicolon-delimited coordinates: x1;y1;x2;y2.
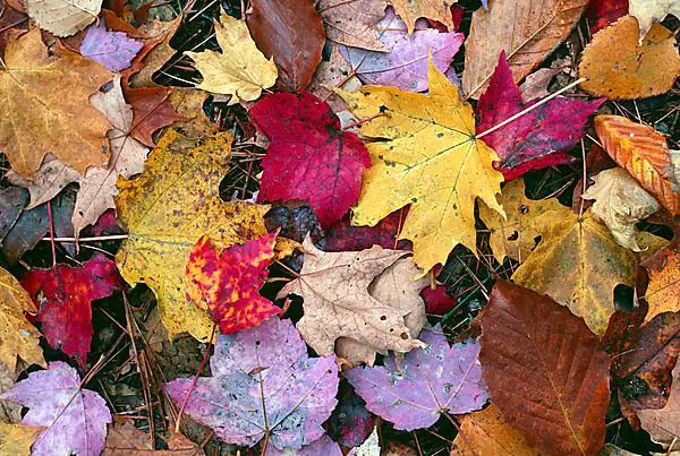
339;60;504;274
512;211;636;337
478;179;566;263
642;242;679;322
0;267;45;372
0;29;112;177
579;16;680;100
390;0;455;34
115;129;270;342
185;9;277;105
451;405;540;456
0;421;42;456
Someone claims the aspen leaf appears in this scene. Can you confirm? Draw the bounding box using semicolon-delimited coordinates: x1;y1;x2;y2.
642;242;679;321
0;266;45;371
579;16;680;99
185;9;277;104
390;0;455;34
512;210;637;336
0;29;112;177
582;167;661;251
630;0;680;39
26;0;101;37
339;59;504;274
115;129;270;342
595;115;680;215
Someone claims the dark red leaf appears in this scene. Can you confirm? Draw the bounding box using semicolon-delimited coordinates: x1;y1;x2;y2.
124;85;184;147
586;0;628;34
421;285;457;314
321;209;410;252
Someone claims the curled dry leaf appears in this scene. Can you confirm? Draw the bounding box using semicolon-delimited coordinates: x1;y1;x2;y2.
278;237;426;365
186;9;277;104
642;241;679;321
595;115;680;215
480;281;611;456
463;0;588;98
246;0;325;92
0;29;112;177
26;0;101;36
582;167;661;251
318;0;388;51
630;0;680;39
579;16;680;99
339;59;504;274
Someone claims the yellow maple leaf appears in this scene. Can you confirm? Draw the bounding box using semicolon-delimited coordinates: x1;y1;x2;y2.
0;267;45;371
339;59;504;274
0;29;112;177
642;243;679;322
512;210;637;337
185;9;278;105
115;129;270;342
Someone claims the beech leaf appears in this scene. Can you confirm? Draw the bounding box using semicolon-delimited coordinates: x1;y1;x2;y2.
1;361;112;456
480;281;611;456
166;317;339;451
26;0;102;37
346;325;488;431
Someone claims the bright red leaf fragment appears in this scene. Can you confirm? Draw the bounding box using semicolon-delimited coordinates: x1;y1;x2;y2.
21;255;122;368
185;230;281;334
476;52;604;180
251;92;371;227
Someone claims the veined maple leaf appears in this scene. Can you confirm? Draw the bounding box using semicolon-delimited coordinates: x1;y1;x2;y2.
250;92;370;227
186;231;280;334
476;53;603;180
339;59;504;273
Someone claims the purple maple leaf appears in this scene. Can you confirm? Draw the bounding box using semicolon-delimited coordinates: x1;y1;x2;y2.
346;326;488;431
265;435;342;456
476;52;604;180
166;317;339;451
80;20;143;72
339;7;463;92
1;361;112;456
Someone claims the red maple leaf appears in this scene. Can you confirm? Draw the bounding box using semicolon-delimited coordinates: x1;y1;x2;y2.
476;52;604;180
21;255;122;368
185;231;281;334
250;92;371;227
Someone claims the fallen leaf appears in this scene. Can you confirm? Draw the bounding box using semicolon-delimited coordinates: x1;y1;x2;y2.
390;0;455;34
115;129;270;342
0;29;112;177
478;179;566;263
463;0;588;98
321;209;409;252
186;9;276;104
630;0;680;39
318;0;388;51
595;115;680;215
579;16;680;99
638;362;680;447
347;427;380;456
26;0;101;36
166;317;338;451
512;211;636;336
0;363;22;422
250;92;370;227
5;155;81;210
186;231;280;334
80;19;142;71
0;421;42;456
582;167;661;251
124;85;184;146
518;58;569;100
0;0;27;57
339;7;464;92
0;266;45;371
477;52;603;180
1;361;112;456
246;0;325;92
21;255;122;368
167;88;214;138
339;59;504;273
104;420;204;455
307;44;362;112
642;242;679;321
480;280;610;456
279;237;425;364
265;435;342;456
586;0;628;33
328;385;375;448
126;15;181;88
347;326;488;431
421;285;457;315
451;405;539;456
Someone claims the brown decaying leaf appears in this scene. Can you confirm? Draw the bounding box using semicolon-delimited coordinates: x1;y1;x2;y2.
6;155;81;209
125;15;182;88
277;237;426;365
104;420;204;455
642;241;680;321
318;0;387;51
390;0;455;34
637;362;680;448
246;0;325;92
463;0;588;98
124;86;184;147
480;280;611;456
579;16;680;100
595;115;680;216
307;44;362;112
451;405;540;456
0;29;112;177
0;362;22;423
